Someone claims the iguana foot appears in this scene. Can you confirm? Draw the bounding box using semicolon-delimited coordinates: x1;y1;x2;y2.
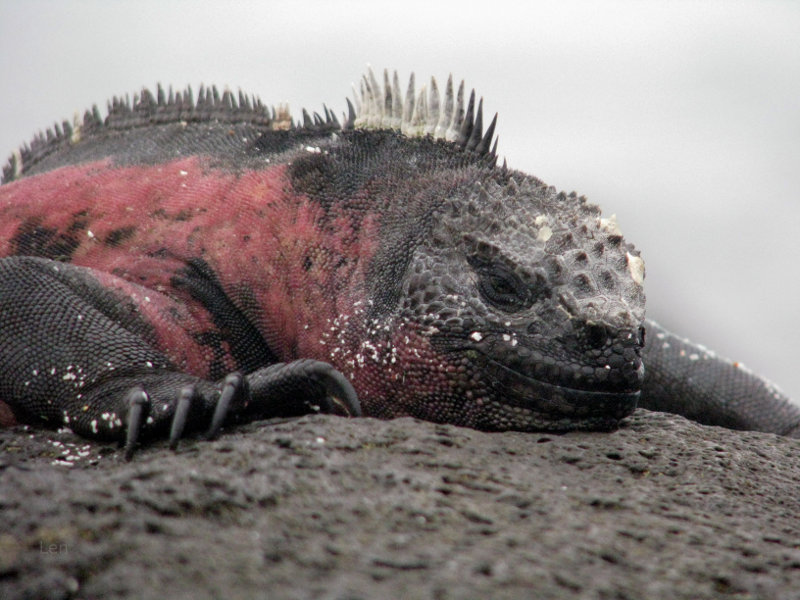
122;360;360;459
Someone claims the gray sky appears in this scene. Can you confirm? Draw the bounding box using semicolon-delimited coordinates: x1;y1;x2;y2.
1;0;799;404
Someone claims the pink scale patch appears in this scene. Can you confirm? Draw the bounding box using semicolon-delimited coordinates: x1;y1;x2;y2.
1;154;381;375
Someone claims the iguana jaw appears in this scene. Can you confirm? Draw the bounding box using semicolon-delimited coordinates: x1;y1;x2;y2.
437;345;642;432
423;318;643;431
482;355;640;425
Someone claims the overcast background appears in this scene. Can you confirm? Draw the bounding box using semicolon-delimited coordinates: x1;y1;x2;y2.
1;1;798;406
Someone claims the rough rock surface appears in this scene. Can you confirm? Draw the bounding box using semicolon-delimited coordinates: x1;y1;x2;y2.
1;409;799;600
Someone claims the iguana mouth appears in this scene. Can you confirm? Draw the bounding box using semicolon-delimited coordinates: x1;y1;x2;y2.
483;356;641;425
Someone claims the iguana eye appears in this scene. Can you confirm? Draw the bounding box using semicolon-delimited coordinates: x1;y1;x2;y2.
477;266;532;312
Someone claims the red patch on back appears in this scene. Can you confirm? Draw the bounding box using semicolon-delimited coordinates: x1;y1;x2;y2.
0;155;379;373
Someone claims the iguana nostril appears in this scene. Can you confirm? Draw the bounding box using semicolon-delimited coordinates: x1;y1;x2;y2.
586;323;609;350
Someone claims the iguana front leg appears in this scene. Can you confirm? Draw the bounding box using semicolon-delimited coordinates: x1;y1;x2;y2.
0;256;359;457
640;319;800;437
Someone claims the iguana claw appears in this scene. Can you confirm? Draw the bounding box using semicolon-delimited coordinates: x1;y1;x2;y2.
169;385;197;449
206;372;247;440
124;387;150;460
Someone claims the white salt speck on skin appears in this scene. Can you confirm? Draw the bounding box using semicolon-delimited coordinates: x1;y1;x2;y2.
626;252;645;285
599;214;622;235
537;225;553;242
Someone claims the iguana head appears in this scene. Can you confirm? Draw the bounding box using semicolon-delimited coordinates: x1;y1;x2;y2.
399;174;646;431
348;69;646;431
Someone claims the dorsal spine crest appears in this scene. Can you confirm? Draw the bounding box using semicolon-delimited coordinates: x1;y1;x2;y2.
350;68;497;161
3;67;499;183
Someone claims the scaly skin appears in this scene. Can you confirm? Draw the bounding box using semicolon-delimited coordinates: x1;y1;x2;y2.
0;71;797;453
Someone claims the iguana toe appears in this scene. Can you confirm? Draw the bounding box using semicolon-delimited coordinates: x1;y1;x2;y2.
123;387;151;460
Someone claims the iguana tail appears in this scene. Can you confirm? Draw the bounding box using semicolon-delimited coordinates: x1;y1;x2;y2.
640;319;800;437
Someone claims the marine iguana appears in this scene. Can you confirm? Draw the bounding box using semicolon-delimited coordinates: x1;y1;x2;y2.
1;69;798;458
